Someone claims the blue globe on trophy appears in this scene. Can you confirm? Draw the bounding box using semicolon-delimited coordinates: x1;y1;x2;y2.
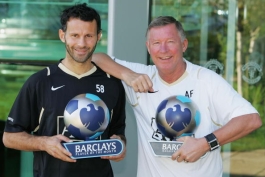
155;95;200;140
64;93;110;141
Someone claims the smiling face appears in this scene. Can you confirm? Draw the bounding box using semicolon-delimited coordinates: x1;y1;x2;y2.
59;18;101;64
146;23;188;81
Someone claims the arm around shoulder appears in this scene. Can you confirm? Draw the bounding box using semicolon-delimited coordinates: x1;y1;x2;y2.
92;53;131;80
92;53;153;92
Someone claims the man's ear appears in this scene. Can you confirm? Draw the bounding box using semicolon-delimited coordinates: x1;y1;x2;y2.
182;39;188;52
97;31;102;42
146;41;150;53
59;29;65;43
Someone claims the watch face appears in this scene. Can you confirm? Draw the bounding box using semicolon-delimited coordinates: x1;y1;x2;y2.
210;141;218;147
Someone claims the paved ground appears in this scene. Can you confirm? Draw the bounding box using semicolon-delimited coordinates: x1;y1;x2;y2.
222;149;265;177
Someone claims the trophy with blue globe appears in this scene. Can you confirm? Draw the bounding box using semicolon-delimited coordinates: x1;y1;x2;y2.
149;95;201;157
63;93;124;159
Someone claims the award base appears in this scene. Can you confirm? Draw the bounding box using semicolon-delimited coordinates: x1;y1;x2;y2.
63;139;124;159
148;140;208;158
149;140;183;157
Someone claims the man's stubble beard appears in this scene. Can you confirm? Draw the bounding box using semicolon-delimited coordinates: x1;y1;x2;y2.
65;41;98;63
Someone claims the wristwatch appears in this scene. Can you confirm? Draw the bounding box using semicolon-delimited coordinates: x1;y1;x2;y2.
205;133;220;151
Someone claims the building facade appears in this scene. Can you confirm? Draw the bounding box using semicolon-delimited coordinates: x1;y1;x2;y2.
0;0;264;176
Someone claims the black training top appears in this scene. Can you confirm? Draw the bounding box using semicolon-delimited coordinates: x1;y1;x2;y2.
5;61;126;177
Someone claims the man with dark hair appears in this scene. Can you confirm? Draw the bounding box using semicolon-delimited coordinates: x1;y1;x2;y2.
3;3;126;177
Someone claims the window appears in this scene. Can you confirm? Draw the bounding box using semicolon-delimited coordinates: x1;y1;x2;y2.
0;0;108;62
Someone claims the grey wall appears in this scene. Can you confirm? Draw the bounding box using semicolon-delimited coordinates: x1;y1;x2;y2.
107;0;149;177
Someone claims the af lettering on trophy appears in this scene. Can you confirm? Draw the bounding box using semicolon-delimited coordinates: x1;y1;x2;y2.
62;93;124;159
149;95;201;157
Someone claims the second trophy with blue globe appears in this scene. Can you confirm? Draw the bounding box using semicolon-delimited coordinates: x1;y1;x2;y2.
149;95;201;157
63;93;124;159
